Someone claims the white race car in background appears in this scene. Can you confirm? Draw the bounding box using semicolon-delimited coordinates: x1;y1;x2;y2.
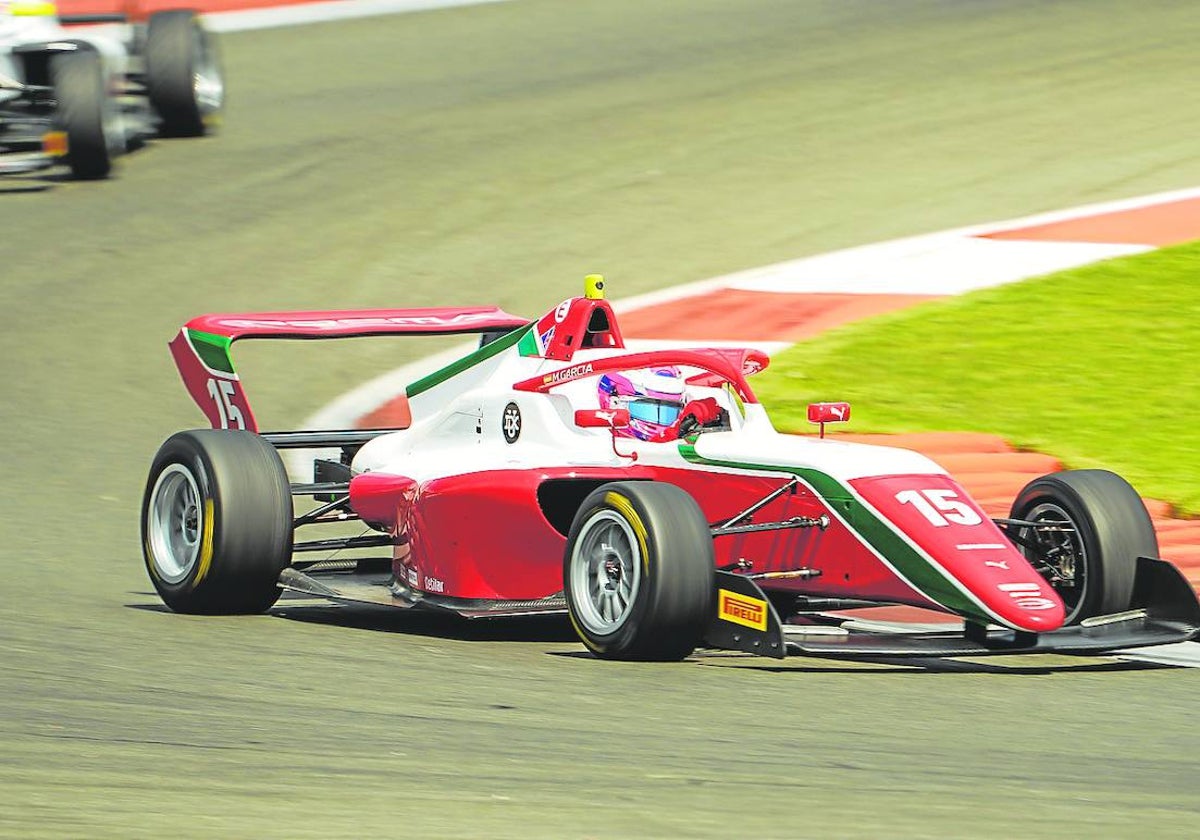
0;0;222;178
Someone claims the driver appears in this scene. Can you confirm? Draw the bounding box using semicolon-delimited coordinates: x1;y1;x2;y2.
597;366;726;442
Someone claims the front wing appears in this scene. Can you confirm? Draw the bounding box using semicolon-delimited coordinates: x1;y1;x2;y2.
703;557;1200;660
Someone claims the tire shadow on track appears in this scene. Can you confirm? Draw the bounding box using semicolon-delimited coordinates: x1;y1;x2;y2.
126;601;1179;672
681;653;1173;675
126;594;579;643
271;603;581;644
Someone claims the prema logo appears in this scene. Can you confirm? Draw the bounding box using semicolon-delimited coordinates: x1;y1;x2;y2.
718;589;767;631
542;362;594;386
997;582;1057;611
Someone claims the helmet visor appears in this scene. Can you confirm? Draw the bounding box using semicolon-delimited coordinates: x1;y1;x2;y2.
626;398;681;426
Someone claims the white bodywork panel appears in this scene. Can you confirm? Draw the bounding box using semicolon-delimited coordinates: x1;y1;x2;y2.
353;343;947;485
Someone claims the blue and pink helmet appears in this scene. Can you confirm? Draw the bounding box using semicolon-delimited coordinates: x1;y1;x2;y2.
597;367;685;440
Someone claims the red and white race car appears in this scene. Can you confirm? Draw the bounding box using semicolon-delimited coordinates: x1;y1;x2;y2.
141;277;1200;661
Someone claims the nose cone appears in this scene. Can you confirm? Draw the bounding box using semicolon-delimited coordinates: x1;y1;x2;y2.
984;582;1065;632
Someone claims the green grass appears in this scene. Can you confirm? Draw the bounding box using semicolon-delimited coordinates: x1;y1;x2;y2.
755;239;1200;514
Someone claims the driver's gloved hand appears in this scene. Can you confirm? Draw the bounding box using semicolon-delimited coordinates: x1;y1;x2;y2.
673;398;722;438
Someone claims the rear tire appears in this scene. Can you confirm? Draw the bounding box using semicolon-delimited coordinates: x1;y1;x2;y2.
1008;469;1157;625
146;10;224;137
53;50;113;179
564;481;714;661
142;430;293;614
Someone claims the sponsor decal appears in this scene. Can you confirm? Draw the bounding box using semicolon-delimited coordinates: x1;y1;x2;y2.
502;402;522;444
541;362;594;386
424;576;445;593
538;326;556;349
956;543;1008;550
718;588;768;631
984;559;1011;570
997;582;1057;611
406;567;418;587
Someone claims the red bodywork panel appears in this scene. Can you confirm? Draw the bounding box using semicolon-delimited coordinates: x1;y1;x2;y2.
850;474;1064;630
361;464;969;612
533;297;625;361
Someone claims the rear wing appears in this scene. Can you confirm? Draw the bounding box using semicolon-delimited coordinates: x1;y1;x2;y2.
170;307;531;432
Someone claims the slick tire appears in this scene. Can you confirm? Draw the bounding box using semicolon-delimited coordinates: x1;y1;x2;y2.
564;481;714;661
146;10;224;137
1008;469;1157;625
53;50;113;179
142;430;293;614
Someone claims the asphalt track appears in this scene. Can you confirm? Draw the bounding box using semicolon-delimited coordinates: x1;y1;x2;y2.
5;1;1200;836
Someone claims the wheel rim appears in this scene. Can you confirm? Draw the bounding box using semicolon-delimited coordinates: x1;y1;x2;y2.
1018;501;1088;622
570;509;642;636
193;29;224;115
148;464;204;584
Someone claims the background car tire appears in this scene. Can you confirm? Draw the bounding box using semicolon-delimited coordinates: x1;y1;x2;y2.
146;10;224;137
53;50;112;179
142;430;293;614
564;481;714;661
1008;469;1157;625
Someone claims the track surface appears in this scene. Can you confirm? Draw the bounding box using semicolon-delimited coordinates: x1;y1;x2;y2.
5;1;1200;836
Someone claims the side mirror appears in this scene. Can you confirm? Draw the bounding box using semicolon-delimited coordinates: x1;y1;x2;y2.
574;408;630;429
807;402;850;438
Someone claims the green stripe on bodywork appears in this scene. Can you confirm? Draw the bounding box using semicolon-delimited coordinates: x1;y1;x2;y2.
187;329;236;375
678;444;989;622
517;330;539;357
407;325;531;397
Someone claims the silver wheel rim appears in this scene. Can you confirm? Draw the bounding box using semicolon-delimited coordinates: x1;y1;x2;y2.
148;464;204;584
193;29;224;115
570;509;642;636
1019;501;1088;621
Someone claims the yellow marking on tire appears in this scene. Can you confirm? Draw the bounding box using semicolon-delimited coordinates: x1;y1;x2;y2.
194;498;215;585
144;536;160;581
604;491;650;572
568;611;605;653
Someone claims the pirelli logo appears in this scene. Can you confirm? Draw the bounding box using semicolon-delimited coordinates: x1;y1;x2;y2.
718;588;767;631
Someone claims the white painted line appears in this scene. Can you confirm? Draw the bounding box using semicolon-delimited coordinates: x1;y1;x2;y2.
204;0;510;32
727;237;1149;296
1114;641;1200;669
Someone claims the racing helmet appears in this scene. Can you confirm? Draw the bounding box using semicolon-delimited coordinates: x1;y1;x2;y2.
597;367;685;440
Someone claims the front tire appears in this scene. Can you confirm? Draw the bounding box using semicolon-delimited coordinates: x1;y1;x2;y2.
53;50;114;179
146;10;225;137
142;430;293;614
564;481;714;661
1008;469;1157;625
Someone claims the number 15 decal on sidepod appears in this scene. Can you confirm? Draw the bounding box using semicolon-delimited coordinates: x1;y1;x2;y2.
850;474;1008;559
894;488;982;527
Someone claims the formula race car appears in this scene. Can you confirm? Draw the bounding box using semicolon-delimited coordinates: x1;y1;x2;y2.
0;0;222;178
140;277;1200;661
